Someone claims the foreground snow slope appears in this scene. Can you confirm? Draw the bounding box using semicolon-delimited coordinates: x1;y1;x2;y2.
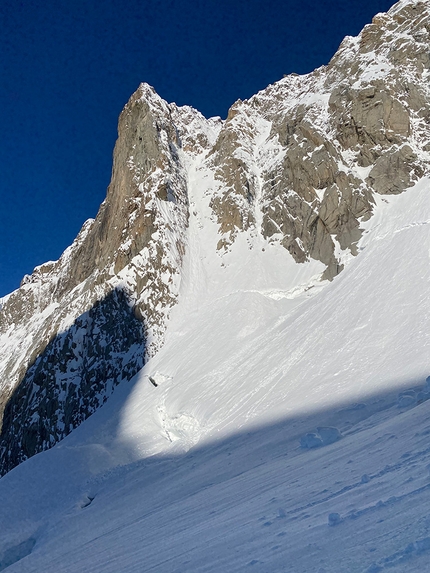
1;176;430;573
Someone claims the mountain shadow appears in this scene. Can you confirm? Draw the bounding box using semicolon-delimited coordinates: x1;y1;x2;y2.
3;374;430;572
0;287;145;476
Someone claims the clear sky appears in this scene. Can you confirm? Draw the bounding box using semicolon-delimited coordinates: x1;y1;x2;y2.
0;0;394;297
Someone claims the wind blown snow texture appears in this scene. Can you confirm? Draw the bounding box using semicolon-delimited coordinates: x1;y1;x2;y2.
1;0;430;571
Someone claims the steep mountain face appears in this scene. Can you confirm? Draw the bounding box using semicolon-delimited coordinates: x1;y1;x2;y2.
0;289;145;475
208;0;429;277
0;0;429;475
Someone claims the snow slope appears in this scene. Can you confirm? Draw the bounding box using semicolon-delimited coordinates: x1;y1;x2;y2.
1;171;430;572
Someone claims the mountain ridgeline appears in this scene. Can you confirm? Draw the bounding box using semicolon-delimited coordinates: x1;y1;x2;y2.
0;0;429;474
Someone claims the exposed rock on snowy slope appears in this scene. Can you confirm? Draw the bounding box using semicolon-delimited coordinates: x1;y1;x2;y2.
209;0;429;278
0;86;221;474
0;289;145;475
0;0;429;475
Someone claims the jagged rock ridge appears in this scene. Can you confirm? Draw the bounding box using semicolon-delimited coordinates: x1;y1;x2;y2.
0;0;429;474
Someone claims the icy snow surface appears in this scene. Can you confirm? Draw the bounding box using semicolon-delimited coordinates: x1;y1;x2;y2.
1;172;430;572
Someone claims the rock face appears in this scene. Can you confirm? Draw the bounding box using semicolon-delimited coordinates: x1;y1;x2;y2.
208;0;429;278
0;289;145;475
1;0;429;474
0;86;218;475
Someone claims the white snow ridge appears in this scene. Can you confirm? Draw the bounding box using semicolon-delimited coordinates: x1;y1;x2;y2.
1;1;430;572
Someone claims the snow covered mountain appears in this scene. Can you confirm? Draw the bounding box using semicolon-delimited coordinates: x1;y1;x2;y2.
1;0;430;571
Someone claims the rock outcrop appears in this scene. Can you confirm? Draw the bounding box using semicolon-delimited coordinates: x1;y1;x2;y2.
0;289;145;474
207;0;429;277
1;0;429;474
0;86;218;474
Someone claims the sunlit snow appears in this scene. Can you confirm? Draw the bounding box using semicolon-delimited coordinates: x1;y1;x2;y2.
0;168;429;572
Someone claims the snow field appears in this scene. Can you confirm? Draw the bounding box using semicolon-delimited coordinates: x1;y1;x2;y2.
1;166;430;571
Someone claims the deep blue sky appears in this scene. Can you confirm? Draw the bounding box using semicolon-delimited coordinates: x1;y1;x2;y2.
0;0;394;297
